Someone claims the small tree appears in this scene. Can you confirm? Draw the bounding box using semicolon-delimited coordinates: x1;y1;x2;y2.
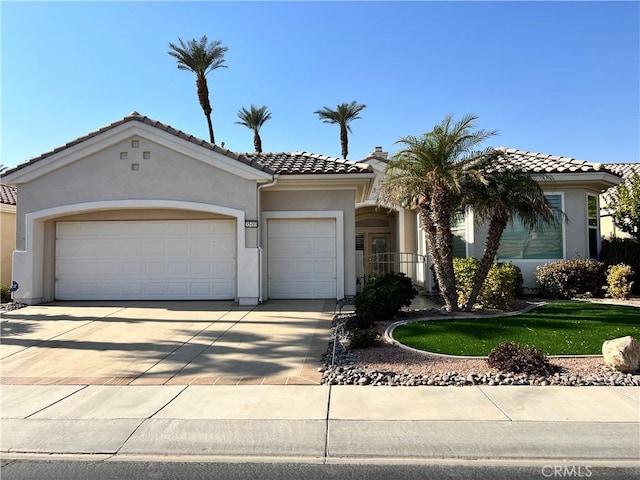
605;170;640;241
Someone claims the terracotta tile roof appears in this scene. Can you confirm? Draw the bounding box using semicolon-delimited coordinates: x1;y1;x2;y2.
1;112;372;178
603;162;640;180
0;184;17;205
492;147;618;175
602;163;640;194
244;152;372;175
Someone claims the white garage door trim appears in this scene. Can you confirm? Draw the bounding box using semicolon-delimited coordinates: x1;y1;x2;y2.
55;219;236;300
262;211;344;300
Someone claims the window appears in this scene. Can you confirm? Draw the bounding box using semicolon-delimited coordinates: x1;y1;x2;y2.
452;214;467;258
587;195;599;259
497;194;563;260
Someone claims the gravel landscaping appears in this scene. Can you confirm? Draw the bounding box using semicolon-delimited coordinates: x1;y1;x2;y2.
321;300;640;387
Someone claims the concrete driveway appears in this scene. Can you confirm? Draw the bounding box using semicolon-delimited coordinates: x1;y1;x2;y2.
1;300;334;386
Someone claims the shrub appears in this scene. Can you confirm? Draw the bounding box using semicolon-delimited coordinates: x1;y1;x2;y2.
343;314;376;331
603;263;635;299
487;341;555;376
601;237;640;295
453;258;523;310
355;272;418;322
535;258;606;299
453;258;479;307
0;284;10;303
348;328;381;349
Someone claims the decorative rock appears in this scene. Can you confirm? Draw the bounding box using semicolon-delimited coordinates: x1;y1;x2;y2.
602;336;640;373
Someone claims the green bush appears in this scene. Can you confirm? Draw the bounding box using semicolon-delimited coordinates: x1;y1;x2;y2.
601;237;640;294
487;341;555;375
481;262;523;310
535;258;606;299
453;258;523;310
348;328;381;349
0;284;11;303
355;272;418;322
453;258;479;307
603;263;635;299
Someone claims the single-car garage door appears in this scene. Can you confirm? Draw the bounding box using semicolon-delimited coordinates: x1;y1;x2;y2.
55;220;236;300
267;218;337;299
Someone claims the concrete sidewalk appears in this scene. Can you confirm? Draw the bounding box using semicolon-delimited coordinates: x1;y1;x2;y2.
2;385;639;463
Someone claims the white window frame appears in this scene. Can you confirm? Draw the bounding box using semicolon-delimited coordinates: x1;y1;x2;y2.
496;192;566;262
586;193;600;259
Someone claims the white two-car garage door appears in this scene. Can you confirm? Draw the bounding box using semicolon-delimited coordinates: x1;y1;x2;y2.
55;220;236;300
267;218;337;299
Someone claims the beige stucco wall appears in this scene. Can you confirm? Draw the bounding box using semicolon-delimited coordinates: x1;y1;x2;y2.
261;188;358;297
15;137;258;251
1;204;16;286
470;186;604;291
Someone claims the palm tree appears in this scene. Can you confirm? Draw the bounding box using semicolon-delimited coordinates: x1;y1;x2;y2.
235;105;272;153
168;36;228;144
314;101;366;159
461;167;558;311
380;114;497;312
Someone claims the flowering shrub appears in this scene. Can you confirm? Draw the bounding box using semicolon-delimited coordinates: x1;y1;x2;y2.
535;258;606;299
603;263;635;299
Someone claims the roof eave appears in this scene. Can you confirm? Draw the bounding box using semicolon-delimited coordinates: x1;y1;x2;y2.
536;172;624;192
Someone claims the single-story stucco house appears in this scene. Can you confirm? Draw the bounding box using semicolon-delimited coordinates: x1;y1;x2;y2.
356;147;623;293
1;112;375;305
1;183;17;288
1;112;627;305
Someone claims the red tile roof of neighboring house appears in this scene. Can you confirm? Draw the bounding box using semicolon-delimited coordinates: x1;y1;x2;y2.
0;184;17;205
494;147;618;175
603;162;640;180
1;112;372;178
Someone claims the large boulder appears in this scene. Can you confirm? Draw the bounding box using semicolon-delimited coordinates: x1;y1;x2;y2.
602;336;640;373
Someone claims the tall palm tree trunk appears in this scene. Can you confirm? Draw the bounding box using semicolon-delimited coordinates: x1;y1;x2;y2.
424;190;459;312
196;75;215;144
253;131;262;153
433;200;459;312
465;209;508;311
340;124;348;159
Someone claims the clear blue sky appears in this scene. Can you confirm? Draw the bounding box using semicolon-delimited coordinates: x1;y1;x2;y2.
1;1;638;169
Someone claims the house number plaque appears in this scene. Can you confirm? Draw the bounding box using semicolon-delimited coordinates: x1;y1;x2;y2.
245;220;259;228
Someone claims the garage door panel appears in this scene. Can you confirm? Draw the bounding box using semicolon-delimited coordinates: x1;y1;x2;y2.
313;241;336;256
314;281;337;296
167;283;188;296
269;240;311;256
56;220;236;300
313;221;336;236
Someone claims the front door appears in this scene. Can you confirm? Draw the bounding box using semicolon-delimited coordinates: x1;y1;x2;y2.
368;233;391;277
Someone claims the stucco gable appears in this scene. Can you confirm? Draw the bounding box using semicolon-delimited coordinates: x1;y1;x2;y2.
2;114;275;185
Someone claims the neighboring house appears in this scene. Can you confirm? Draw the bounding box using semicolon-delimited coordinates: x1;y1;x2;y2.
1;112;374;305
359;147;622;293
1;183;17;287
600;162;640;239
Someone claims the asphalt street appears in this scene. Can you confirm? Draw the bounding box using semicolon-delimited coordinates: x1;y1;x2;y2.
2;459;639;480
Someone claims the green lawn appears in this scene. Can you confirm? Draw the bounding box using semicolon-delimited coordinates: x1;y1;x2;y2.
391;301;640;356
